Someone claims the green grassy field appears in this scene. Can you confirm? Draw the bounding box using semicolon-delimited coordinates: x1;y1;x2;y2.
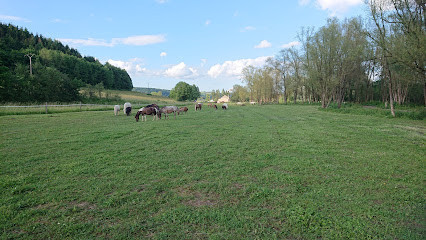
0;105;424;239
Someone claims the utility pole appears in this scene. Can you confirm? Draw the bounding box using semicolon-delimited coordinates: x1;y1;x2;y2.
25;54;34;75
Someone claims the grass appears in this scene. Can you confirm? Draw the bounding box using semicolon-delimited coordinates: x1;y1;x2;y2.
323;102;426;120
0;105;424;239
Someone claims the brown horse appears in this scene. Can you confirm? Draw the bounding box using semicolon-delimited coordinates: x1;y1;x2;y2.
213;104;218;110
195;103;202;111
135;107;158;122
178;107;188;115
146;103;159;112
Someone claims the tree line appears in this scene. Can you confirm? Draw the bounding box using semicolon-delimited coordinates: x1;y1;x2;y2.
133;87;171;97
0;23;133;102
233;0;424;116
203;89;231;102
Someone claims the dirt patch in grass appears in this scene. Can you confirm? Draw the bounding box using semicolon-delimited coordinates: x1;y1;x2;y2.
186;195;217;207
134;184;149;193
70;201;97;210
34;202;55;210
176;186;219;207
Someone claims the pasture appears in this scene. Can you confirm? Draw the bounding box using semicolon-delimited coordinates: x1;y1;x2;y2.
0;90;180;116
0;105;424;239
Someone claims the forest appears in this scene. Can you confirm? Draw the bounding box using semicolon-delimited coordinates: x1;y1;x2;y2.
0;23;133;102
231;0;425;116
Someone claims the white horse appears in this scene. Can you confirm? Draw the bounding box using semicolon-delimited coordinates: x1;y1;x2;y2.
114;105;120;116
123;102;132;116
160;106;179;119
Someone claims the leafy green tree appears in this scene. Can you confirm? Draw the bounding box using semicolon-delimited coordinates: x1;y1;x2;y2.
231;84;249;102
170;81;200;101
0;66;17;102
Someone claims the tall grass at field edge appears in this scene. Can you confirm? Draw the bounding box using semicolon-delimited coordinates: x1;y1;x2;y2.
321;103;425;120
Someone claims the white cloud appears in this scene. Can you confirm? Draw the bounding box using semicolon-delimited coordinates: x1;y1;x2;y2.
299;0;311;6
0;14;31;22
207;56;270;78
205;20;211;26
164;62;199;79
281;41;301;48
107;58;147;75
58;34;166;47
254;40;272;49
160;52;167;57
316;0;363;15
58;38;113;47
240;26;256;32
107;59;133;72
156;0;168;3
200;59;207;67
112;35;166;46
299;0;364;15
135;65;147;73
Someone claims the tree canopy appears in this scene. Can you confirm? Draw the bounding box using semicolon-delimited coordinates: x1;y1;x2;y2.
239;1;425;111
0;23;133;102
169;81;200;101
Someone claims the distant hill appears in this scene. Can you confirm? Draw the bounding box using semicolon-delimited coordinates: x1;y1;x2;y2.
0;23;133;102
133;87;170;97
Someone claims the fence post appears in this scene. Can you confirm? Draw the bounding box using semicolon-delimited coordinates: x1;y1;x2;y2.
80;101;82;111
45;102;48;114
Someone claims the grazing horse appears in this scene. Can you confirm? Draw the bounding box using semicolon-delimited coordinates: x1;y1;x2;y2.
124;102;132;116
135;107;158;122
208;103;212;108
145;103;160;120
160;106;179;119
146;103;159;110
178;107;188;115
213;104;218;110
222;103;228;110
195;103;202;111
114;105;120;116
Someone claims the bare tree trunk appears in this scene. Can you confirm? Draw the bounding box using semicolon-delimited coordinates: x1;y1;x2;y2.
294;89;297;104
424;82;426;106
387;67;395;117
389;83;395;117
321;92;326;108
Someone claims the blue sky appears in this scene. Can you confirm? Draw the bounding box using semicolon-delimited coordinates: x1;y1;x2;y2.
0;0;367;91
